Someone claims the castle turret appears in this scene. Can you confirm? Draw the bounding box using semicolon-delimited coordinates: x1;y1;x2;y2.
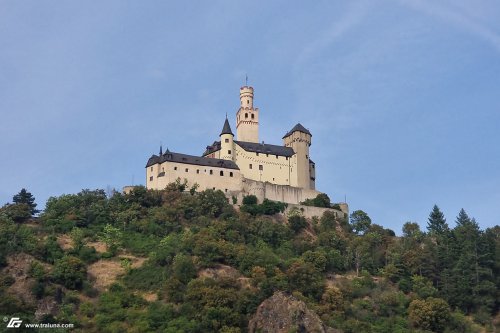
236;86;259;143
283;123;312;189
220;117;235;161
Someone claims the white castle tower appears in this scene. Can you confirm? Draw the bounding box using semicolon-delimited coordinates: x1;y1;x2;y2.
236;86;259;143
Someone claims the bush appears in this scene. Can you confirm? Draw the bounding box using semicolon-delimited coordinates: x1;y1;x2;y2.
52;256;87;290
300;193;331;208
123;265;166;290
242;195;258;205
289;215;307;233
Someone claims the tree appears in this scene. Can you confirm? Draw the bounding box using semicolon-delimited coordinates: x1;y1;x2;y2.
99;224;123;255
427;205;448;235
52;255;87;289
350;210;371;235
13;188;39;215
408;297;451;332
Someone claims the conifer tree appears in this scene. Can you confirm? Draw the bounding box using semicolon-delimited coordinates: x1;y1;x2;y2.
427;205;448;235
12;188;39;215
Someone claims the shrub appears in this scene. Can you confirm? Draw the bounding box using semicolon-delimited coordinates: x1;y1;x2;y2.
289;215;307;233
52;256;87;290
242;195;258;205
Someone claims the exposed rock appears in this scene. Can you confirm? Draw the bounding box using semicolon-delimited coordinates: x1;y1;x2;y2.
35;297;59;320
248;291;341;333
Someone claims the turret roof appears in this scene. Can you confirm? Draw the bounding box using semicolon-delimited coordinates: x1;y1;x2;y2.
282;123;312;139
220;118;234;136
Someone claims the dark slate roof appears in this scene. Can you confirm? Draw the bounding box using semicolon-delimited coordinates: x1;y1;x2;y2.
146;150;239;170
282;123;312;139
202;141;221;156
220;118;234;136
234;140;295;157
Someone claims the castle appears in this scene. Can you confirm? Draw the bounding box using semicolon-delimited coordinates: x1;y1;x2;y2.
145;86;324;205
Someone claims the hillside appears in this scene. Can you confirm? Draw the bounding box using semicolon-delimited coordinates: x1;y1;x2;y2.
0;185;499;332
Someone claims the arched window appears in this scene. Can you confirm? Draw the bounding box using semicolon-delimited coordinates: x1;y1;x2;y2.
220;171;224;176
251;114;254;119
245;113;248;118
230;172;233;177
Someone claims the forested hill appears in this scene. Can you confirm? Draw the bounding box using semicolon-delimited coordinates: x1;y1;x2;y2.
0;184;499;332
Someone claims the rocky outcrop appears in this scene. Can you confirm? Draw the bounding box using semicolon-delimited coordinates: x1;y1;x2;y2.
248;291;340;333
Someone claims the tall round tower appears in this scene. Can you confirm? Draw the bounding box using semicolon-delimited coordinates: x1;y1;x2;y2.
220;117;235;161
283;123;312;189
236;86;259;143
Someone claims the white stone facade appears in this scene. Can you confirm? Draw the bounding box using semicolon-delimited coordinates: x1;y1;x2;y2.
145;86;323;205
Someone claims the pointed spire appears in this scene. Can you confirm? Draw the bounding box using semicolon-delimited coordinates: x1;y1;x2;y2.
220;117;234;136
159;143;163;156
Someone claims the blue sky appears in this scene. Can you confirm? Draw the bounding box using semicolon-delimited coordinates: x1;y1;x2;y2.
1;0;499;233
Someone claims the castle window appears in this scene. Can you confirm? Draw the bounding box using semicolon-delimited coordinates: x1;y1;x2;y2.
174;167;177;170
228;150;231;154
225;138;229;143
251;114;254;119
286;157;288;160
185;168;188;172
266;154;269;157
225;189;228;192
230;172;233;177
256;153;259;156
259;165;263;171
306;155;308;159
249;164;252;169
273;178;275;181
210;170;213;175
245;113;248;118
162;167;164;172
220;171;224;176
247;100;249;105
149;176;153;181
276;155;278;159
197;169;200;174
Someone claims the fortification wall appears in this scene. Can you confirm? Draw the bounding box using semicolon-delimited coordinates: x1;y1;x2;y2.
239;178;320;205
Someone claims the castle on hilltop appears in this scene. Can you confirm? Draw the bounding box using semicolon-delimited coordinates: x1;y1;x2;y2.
144;86;326;205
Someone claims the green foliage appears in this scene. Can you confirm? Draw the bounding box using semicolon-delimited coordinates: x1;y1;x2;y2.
1;187;498;332
288;215;307;233
241;198;286;216
242;195;258;205
350;210;372;235
172;254;197;284
52;255;87;290
300;193;331;208
0;203;32;222
124;264;166;290
99;224;123;255
408;297;451;332
13;188;39;215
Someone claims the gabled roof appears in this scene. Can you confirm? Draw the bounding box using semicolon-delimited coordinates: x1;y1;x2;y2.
282;123;312;139
146;150;239;170
220;118;234;136
234;140;295;157
202;141;221;156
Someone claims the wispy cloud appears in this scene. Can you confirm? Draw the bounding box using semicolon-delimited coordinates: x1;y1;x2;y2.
294;0;372;71
398;0;500;53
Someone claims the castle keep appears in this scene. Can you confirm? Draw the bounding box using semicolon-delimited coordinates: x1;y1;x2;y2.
145;86;323;204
